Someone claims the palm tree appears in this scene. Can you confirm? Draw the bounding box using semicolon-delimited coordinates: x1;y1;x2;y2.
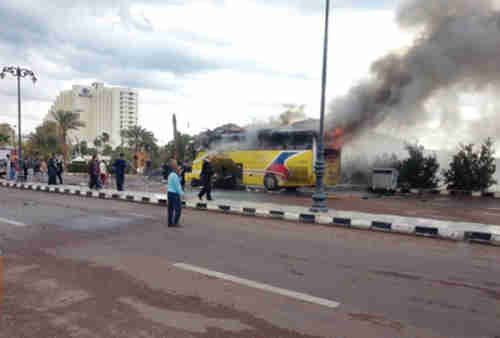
93;138;102;150
121;126;157;169
51;110;86;164
101;132;110;144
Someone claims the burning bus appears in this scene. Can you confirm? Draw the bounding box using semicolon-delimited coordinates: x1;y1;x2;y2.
187;122;342;191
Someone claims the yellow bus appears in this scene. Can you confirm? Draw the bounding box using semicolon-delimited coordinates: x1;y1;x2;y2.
187;128;341;191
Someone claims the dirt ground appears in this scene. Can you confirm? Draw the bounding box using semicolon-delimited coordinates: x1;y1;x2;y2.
1;253;319;338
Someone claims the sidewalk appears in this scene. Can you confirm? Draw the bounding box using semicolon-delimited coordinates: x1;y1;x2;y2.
1;179;499;246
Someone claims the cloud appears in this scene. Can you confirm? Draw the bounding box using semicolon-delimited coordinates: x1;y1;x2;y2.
0;0;414;148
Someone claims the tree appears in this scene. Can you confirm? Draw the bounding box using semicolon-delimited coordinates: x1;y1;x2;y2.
121;125;158;169
79;141;89;156
101;132;110;144
397;143;440;190
443;138;497;192
51;110;85;164
93;138;102;149
25;121;62;158
163;133;195;163
102;144;113;156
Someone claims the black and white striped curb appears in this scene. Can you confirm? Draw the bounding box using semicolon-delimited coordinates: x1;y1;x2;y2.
1;180;499;247
399;188;500;198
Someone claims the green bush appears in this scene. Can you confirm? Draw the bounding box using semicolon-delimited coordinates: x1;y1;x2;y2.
397;143;440;190
67;161;88;173
443;138;497;191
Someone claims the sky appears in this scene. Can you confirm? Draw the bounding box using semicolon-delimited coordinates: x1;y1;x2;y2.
0;0;419;146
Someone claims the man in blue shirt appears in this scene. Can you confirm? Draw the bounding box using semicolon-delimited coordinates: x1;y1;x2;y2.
113;153;127;191
167;159;184;227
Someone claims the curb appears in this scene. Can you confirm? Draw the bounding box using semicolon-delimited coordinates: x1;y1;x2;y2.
1;180;499;247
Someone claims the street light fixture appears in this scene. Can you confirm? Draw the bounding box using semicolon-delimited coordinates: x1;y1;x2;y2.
311;0;331;213
1;66;37;182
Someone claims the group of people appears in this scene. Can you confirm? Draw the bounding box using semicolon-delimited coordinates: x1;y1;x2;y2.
5;153;64;185
87;153;128;191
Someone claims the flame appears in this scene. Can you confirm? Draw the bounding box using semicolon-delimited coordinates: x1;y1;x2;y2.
326;128;345;151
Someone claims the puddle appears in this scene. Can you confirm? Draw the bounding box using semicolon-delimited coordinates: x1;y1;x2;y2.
120;297;253;333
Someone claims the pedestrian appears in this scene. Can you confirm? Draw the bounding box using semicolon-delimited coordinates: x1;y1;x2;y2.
112;153;127;191
167;158;184;227
40;158;48;183
23;158;29;182
88;155;100;190
6;154;12;181
56;155;64;185
100;160;107;186
33;157;41;182
47;153;58;185
198;157;214;201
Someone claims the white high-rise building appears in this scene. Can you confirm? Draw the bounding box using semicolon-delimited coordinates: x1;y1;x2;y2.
45;82;139;148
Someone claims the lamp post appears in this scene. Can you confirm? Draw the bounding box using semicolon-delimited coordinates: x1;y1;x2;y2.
1;66;37;182
311;0;330;213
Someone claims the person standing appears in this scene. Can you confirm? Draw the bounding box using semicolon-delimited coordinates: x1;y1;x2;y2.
47;154;58;185
6;154;12;181
198;157;213;201
33;157;41;182
112;153;127;191
88;155;99;189
99;160;108;186
23;158;29;182
40;158;48;183
56;156;64;185
167;159;184;227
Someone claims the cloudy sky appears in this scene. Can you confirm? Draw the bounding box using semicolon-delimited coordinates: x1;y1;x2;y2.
0;0;416;145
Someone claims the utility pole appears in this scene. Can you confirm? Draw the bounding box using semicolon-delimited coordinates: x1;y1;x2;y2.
311;0;330;213
172;113;179;160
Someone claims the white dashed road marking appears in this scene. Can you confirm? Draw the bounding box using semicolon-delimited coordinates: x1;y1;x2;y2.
173;263;341;309
0;216;27;227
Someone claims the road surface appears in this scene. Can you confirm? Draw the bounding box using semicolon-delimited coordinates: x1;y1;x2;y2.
1;187;499;337
63;173;500;225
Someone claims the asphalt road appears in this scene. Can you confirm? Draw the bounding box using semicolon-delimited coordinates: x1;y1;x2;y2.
63;174;500;225
1;187;499;337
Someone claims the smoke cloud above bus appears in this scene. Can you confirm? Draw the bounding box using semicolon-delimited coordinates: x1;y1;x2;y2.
327;0;500;146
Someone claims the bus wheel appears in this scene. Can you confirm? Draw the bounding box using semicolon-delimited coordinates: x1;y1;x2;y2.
285;187;297;192
264;174;279;191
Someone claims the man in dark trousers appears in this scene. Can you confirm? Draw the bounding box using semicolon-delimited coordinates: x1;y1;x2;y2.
198;157;213;201
88;155;100;189
56;155;64;185
47;153;58;185
113;153;127;191
166;159;184;227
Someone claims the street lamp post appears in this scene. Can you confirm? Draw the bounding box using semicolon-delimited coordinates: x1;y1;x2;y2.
311;0;331;213
1;66;37;182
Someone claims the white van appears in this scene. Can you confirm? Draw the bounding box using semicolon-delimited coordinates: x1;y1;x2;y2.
371;168;399;192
